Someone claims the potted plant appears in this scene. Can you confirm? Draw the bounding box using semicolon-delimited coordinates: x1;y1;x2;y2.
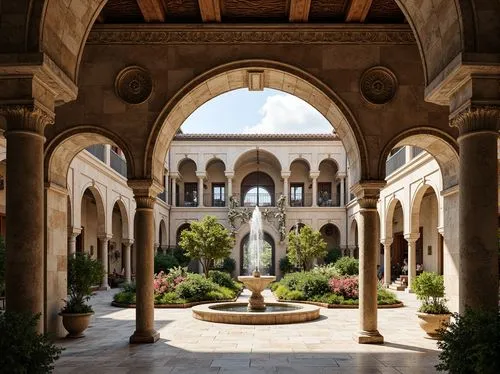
60;252;104;338
412;271;450;339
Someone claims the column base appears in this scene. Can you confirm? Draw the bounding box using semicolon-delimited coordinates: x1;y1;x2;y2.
129;330;160;344
353;330;384;344
99;285;110;291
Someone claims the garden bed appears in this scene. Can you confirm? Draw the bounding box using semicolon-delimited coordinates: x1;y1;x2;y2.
111;292;241;309
273;296;404;309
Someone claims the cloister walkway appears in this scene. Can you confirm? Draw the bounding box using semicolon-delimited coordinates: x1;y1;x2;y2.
54;289;440;374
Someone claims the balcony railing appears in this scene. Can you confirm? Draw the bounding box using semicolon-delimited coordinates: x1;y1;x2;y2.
203;193;226;207
86;144;105;163
157;191;167;202
386;147;406;176
411;146;424;158
289;193;312;207
110;149;127;177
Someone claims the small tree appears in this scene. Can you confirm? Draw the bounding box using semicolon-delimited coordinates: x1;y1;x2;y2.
179;216;234;277
287;225;327;271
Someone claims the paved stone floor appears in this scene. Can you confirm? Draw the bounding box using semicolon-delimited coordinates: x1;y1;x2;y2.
54;289;441;374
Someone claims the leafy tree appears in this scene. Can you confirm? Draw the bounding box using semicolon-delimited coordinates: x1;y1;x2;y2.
179;216;234;277
287;225;327;271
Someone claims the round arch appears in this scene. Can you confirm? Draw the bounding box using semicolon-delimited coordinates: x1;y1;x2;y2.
349;218;359;248
176;223;191;245
44;127;135;188
111;198;130;240
159;219;168;247
80;184;106;236
240;231;275;276
240;171;275;207
385;197;405;240
410;183;440;234
317;157;340;173
319;223;341;250
177;157;198;172
379;128;459;190
232;147;283;172
289;157;311;171
147;60;366;188
205;157;226;171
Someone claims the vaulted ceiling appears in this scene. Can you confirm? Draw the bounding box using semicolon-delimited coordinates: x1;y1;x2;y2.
96;0;406;24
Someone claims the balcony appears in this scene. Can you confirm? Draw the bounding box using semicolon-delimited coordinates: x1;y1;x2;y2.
411;146;424;158
385;147;406;176
110;149;127;177
157;191;167;202
203;193;226;207
289;193;312;207
86;144;105;163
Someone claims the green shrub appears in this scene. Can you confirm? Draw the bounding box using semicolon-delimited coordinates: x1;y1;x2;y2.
215;257;236;275
113;291;136;304
206;286;235;300
279;256;294;275
312;264;340;278
155;292;185;304
270;282;280;291
121;282;136;293
333;257;359;276
436;309;500;374
412;272;449;314
171;247;190;267
274;285;291;300
324;248;341;264
315;293;344;304
208;270;237;290
377;288;400;305
175;274;217;301
0;312;62;373
154;253;179;274
284;290;304;300
302;275;330;299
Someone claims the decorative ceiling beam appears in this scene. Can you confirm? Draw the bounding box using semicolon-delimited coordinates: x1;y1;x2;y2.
136;0;166;22
288;0;311;22
345;0;373;22
198;0;222;22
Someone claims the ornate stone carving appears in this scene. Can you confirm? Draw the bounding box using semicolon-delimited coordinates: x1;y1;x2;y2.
115;66;153;104
0;105;54;134
451;106;500;136
128;179;162;208
360;66;398;105
87;26;416;45
351;181;385;209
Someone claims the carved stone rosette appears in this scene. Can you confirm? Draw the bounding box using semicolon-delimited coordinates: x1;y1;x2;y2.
451;106;500;136
0;105;54;134
360;66;398;105
115;66;153;105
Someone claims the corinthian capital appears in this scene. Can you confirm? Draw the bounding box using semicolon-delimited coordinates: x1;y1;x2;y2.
451;106;500;136
128;179;163;209
351;181;385;209
0;105;54;135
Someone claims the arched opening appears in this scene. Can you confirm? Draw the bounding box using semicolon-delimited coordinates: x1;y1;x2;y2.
159;219;168;251
177;158;198;207
320;223;341;251
350;219;359;259
318;159;339;207
205;159;226;207
386;200;406;280
240;232;275;276
110;200;129;278
241;172;275;207
289;159;311;207
81;187;106;261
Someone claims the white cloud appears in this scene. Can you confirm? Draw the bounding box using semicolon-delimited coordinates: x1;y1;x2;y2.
243;94;333;134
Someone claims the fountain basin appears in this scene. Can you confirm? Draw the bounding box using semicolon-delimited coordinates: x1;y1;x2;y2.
192;302;320;325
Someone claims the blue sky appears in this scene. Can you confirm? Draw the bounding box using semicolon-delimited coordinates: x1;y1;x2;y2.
181;88;333;134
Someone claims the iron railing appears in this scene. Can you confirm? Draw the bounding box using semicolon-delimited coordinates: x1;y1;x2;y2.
385;147;406;176
110;149;127;177
203;193;226;207
411;146;424;158
86;144;105;163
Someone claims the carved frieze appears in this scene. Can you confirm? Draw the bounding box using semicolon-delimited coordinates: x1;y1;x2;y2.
360;66;398;105
115;66;153;104
88;26;416;45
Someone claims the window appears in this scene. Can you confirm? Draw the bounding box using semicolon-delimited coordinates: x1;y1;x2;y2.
243;187;272;207
184;183;198;207
212;183;225;207
290;183;304;207
318;182;332;206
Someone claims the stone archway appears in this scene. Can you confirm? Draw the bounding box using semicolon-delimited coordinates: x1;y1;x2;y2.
240;231;275;276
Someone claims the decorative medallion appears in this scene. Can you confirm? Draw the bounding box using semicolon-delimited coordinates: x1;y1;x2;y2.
115;66;153;104
359;66;398;105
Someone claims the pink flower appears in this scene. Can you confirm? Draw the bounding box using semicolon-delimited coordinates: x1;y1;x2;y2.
329;276;359;299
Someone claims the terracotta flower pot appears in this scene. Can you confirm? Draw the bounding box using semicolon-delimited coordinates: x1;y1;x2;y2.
416;312;450;339
59;312;94;338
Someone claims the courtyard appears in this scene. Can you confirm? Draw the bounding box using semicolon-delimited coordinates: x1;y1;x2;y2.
54;289;440;374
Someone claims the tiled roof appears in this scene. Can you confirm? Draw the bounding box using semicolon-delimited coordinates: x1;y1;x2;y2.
173;133;339;141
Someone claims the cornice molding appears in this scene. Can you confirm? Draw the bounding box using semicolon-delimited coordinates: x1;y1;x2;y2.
87;24;416;45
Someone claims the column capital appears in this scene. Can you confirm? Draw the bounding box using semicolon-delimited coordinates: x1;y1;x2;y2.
404;232;420;243
451;105;500;137
310;171;320;179
0;105;54;135
128;179;163;209
67;226;82;237
351;181;385;209
122;239;134;246
224;171;234;179
281;171;291;179
97;233;113;241
169;173;179;180
196;172;206;179
337;172;347;179
381;238;393;247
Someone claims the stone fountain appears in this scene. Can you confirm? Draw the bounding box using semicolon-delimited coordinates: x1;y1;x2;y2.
192;206;320;325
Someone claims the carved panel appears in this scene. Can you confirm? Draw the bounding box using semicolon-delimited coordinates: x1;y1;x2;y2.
115;66;153;105
359;66;398;105
101;0;144;23
222;0;287;21
366;0;406;23
309;0;348;22
164;0;202;22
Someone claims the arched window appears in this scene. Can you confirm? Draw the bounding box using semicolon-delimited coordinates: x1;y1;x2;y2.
241;172;275;207
240;232;275;275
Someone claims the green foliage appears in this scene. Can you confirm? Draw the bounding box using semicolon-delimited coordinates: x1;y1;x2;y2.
279;256;294;275
280;272;329;298
179;216;234;277
206;286;234;300
214;257;236;275
208;270;238;290
0;236;5;296
62;252;104;314
155;292;185;304
171;247;191;267
377;288;400;305
174;274;218;301
121;282;136;293
274;285;304;301
113;291;136;304
324;248;342;264
154;253;179;274
312;264;340;278
314;293;345;305
287;225;327;270
0;312;62;373
436;309;500;374
412;271;449;314
333;257;359;276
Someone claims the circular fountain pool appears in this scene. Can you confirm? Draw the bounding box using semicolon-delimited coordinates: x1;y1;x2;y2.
192;302;320;325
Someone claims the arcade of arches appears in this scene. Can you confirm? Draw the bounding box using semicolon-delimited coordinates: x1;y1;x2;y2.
0;0;498;347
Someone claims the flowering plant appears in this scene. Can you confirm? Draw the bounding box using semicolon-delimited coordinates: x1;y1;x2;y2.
153;271;186;296
329;276;359;299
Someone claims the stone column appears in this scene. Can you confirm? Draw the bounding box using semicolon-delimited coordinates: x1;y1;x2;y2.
104;144;111;165
352;182;385;344
123;239;133;283
311;171;319;207
1;105;53;332
98;234;112;290
452;107;500;311
349;246;355;258
196;173;205;207
405;233;420;292
128;180;161;344
67;227;81;256
225;172;234;204
171;175;177;207
339;174;346;207
382;238;393;287
282;172;290;206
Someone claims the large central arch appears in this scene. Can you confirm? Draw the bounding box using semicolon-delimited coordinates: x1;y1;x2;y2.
147;60;367;190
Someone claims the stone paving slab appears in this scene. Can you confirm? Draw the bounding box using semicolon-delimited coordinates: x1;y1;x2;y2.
54;289;441;374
